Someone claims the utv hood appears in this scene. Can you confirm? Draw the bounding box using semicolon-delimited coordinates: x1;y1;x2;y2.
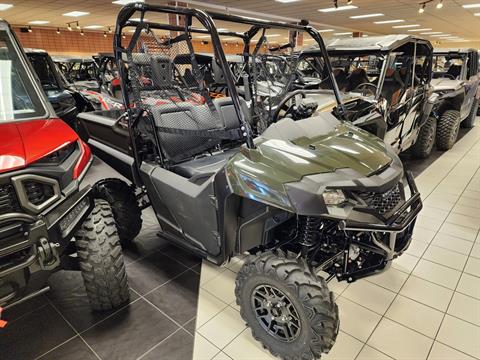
0;119;78;174
431;78;464;92
226;114;400;213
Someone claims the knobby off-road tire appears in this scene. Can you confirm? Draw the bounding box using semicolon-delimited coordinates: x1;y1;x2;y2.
462;98;478;128
74;199;130;311
411;116;437;159
235;250;339;360
436;110;461;151
94;179;142;248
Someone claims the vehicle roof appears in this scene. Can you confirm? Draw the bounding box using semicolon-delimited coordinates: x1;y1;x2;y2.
0;18;9;30
326;34;431;52
433;48;476;54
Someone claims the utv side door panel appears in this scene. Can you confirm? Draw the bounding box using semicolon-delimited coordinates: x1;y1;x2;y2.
140;163;221;256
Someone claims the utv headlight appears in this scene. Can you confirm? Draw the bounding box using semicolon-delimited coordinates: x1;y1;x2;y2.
34;142;77;166
322;189;347;206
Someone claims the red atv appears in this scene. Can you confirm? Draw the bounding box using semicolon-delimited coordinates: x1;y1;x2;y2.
0;20;129;315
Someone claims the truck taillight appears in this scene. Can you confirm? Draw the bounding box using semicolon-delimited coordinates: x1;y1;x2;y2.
73;140;92;180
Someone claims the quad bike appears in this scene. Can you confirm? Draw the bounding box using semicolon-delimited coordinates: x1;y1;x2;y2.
0;20;129;315
78;4;423;359
430;48;480;149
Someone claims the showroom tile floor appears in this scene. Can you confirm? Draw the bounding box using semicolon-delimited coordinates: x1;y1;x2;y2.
193;124;480;360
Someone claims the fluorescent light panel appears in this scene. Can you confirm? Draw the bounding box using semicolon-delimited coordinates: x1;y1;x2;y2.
112;0;144;4
350;13;384;19
408;28;432;32
475;12;480;15
462;3;480;8
63;11;90;17
84;25;104;29
317;29;334;32
0;3;13;11
421;31;442;34
431;33;450;37
334;32;352;35
319;5;358;12
374;19;405;24
275;0;300;3
28;20;50;25
393;24;420;28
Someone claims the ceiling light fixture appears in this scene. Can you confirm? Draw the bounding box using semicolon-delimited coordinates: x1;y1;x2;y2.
475;12;480;15
374;19;405;24
317;29;335;32
108;27;113;33
28;20;50;25
67;24;72;31
122;33;126;39
84;25;103;29
112;0;144;4
334;32;352;35
80;29;85;36
27;26;32;33
420;31;442;34
103;31;107;38
318;5;358;12
274;0;300;3
436;0;443;9
462;3;480;8
347;0;353;4
76;21;80;29
350;13;384;19
393;24;420;28
408;28;432;31
56;28;60;34
419;3;426;13
0;3;13;11
431;33;450;37
63;11;89;17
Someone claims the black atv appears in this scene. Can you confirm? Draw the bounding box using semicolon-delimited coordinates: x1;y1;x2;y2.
0;20;129;315
78;4;422;359
430;48;480;149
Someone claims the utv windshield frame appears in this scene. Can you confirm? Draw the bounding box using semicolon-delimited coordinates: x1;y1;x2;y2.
0;21;50;122
113;2;345;151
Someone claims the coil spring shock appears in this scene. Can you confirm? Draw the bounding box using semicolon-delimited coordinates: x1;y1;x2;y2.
298;216;321;256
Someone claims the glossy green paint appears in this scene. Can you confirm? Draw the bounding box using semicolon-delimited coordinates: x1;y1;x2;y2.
225;122;393;211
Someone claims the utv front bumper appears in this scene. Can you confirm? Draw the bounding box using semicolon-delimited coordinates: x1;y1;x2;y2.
0;186;93;308
341;171;422;277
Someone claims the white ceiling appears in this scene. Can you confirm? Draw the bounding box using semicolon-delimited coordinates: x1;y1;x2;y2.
1;0;479;47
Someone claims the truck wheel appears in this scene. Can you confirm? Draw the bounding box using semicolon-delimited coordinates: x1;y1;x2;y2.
436;110;461;150
411;116;436;159
235;250;339;360
94;179;142;247
462;98;478;128
75;199;130;311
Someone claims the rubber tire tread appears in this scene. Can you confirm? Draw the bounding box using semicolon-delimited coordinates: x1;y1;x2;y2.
436;109;461;150
235;250;339;360
75;199;130;311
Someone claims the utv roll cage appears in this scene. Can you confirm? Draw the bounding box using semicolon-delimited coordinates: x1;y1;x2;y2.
326;35;433;101
113;2;345;159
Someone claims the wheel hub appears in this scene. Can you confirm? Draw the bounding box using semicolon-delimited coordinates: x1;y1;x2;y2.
251;285;301;342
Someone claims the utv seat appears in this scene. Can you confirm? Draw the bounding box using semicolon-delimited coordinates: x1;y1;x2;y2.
149;97;247;181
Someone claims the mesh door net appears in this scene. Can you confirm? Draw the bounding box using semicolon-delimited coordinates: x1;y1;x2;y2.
123;28;242;164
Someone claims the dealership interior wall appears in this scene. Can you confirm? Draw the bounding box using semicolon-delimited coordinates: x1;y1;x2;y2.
0;0;480;360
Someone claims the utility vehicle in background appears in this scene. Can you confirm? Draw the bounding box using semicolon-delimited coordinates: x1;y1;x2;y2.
53;56;100;91
430;48;479;149
79;4;423;359
266;35;436;158
25;48;95;129
0;20;129;315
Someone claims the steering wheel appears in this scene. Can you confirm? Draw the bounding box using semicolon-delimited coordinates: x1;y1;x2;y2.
354;82;378;96
271;91;306;123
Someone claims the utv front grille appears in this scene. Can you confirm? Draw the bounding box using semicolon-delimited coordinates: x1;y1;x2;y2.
0;184;21;216
358;184;403;216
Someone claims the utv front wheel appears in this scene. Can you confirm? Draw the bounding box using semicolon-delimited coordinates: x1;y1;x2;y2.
436;110;461;150
411;116;436;159
94;179;142;247
462;98;478;128
75;199;130;311
235;251;339;360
